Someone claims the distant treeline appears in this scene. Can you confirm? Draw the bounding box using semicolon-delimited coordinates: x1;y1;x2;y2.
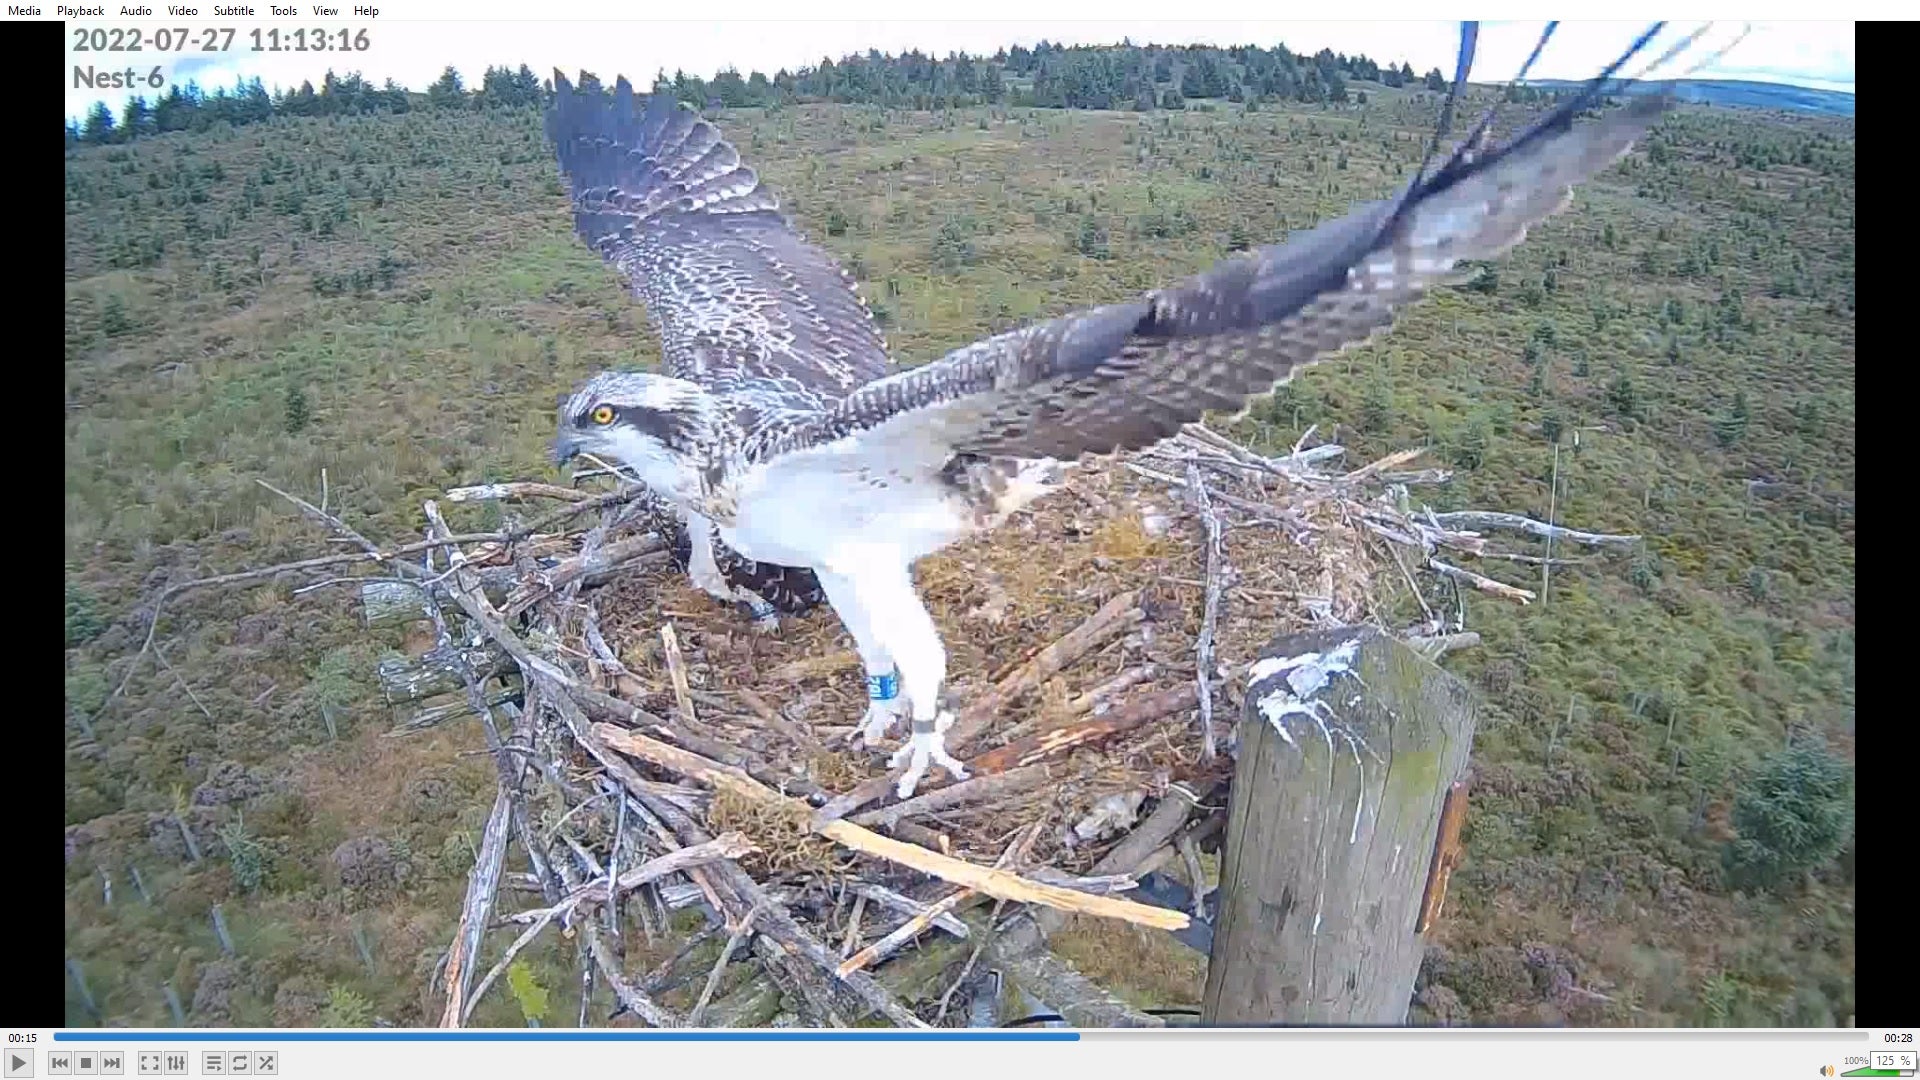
65;39;1495;148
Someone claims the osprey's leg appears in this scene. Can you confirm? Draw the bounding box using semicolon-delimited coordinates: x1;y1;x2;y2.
734;587;781;634
833;559;968;798
687;511;779;631
685;512;733;602
816;569;910;746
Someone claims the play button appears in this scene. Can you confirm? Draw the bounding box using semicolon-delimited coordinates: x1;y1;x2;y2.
5;1050;32;1078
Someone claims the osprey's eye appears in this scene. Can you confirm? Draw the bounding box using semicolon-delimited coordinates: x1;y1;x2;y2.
590;405;615;425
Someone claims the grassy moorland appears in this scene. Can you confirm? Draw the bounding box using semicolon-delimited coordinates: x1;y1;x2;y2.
64;63;1853;1028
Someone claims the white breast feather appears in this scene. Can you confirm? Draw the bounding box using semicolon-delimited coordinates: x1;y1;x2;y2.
720;426;974;572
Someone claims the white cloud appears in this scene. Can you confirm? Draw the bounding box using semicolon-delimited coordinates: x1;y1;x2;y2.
65;19;1853;124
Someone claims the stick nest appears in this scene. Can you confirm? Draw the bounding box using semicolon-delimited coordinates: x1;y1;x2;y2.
354;424;1636;1025
585;436;1378;872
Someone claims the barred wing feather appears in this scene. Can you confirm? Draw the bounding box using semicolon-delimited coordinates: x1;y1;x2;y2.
793;93;1666;465
547;72;890;409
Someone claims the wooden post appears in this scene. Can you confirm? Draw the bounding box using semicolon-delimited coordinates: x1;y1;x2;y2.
1201;624;1477;1026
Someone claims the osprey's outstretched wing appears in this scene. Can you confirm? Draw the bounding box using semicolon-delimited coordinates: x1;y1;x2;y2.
547;72;890;409
783;91;1664;465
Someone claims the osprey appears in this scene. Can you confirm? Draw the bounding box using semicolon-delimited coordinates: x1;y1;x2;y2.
630;490;826;628
544;48;1669;797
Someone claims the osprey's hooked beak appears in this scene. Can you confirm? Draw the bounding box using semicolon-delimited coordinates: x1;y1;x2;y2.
551;431;582;467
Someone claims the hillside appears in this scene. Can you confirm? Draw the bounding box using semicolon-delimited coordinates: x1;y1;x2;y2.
1523;77;1856;117
64;76;1854;1028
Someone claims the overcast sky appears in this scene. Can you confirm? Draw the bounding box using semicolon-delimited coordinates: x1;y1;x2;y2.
64;18;1853;125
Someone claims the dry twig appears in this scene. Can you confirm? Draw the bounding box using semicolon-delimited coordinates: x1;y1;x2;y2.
688;901;766;1026
591;722;1188;931
660;623;700;729
1185;462;1227;760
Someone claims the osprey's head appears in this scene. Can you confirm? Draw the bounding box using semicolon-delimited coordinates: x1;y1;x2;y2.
552;370;714;497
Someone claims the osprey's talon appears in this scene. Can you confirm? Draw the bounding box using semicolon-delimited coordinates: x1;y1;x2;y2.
856;670;909;745
742;594;781;634
689;566;732;605
890;710;967;798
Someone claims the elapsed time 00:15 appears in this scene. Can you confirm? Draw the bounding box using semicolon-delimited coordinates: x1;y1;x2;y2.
71;26;371;53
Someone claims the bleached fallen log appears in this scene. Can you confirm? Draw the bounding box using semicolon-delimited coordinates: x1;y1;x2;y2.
1377;468;1454;486
445;482;593;504
1428;559;1537;603
1405;631;1483;661
441;787;512;1028
1423;511;1640;549
378;642;511;705
361;574;513;629
1274;443;1347;469
385;687;522;735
